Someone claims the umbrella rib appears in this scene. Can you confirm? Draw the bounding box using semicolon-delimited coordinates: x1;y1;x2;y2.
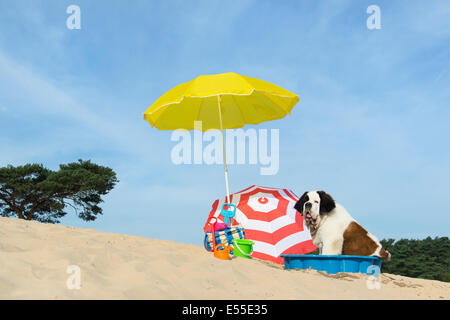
152;100;188;130
261;91;294;115
152;105;168;129
195;97;205;127
230;94;248;126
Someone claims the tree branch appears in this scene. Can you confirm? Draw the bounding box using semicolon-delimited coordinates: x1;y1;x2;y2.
63;200;78;214
25;191;73;220
0;191;23;219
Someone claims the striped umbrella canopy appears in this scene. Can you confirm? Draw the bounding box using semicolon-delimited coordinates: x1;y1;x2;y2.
203;185;317;264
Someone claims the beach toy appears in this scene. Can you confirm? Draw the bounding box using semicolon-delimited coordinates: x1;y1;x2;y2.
281;255;384;274
209;217;217;252
221;203;236;226
207;217;218;252
231;239;254;259
207;217;232;260
205;222;227;232
213;244;233;260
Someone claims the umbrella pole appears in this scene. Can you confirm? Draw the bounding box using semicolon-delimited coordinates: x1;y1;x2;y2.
218;95;231;204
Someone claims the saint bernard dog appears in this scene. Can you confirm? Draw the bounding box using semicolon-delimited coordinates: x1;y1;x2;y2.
294;191;391;260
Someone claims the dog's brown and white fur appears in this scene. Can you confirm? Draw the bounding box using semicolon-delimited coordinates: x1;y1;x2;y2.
294;191;391;260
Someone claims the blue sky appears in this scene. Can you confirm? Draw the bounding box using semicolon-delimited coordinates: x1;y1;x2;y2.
0;0;449;245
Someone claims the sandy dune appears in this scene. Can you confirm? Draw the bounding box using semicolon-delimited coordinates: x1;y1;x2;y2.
0;217;448;300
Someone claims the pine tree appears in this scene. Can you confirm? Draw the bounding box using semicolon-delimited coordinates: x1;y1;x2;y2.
0;160;118;223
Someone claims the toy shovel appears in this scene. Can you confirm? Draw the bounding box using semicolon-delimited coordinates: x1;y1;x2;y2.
221;203;236;227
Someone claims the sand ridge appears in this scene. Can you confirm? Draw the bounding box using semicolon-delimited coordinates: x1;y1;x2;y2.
0;217;448;300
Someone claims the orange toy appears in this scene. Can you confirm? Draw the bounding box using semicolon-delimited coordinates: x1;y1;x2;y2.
214;244;233;260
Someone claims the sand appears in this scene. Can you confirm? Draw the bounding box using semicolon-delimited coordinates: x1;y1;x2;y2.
0;217;448;300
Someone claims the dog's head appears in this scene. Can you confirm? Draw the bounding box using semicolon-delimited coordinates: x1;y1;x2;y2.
294;191;336;226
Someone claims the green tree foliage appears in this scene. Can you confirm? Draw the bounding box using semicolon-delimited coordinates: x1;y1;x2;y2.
0;160;118;223
381;237;450;282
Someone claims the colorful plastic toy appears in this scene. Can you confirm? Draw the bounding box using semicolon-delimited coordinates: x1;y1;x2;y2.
232;239;254;259
221;203;236;226
214;243;233;260
205;222;227;232
207;217;232;260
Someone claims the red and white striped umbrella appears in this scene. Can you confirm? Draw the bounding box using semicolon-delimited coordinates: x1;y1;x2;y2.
203;185;317;264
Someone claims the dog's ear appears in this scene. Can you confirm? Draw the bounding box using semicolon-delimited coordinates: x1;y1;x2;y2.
294;192;309;215
317;191;336;214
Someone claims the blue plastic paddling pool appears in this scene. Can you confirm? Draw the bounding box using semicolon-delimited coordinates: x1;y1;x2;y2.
281;255;383;275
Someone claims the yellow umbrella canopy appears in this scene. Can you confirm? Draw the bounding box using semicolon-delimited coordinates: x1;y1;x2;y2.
144;72;300;203
143;72;299;131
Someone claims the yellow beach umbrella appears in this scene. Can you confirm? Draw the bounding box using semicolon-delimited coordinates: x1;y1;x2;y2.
144;72;299;203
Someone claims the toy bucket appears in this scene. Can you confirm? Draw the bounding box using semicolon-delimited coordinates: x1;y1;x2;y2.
214;244;232;260
232;239;254;259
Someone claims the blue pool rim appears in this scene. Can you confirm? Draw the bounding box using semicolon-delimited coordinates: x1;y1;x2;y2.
281;255;383;275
